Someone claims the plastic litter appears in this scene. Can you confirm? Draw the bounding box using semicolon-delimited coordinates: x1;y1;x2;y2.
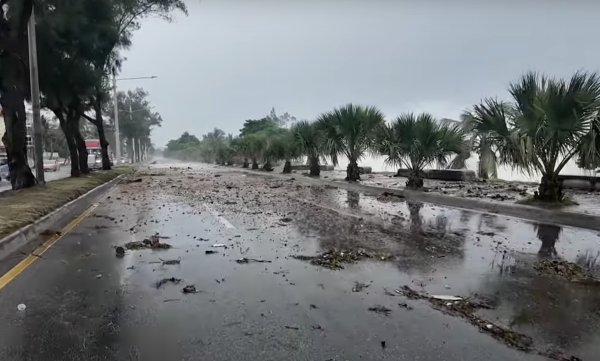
17;304;26;311
212;244;227;248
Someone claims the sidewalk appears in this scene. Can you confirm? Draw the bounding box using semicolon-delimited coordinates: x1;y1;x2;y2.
228;165;600;232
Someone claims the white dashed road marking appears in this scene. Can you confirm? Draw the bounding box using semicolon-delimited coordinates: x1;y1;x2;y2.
205;205;235;229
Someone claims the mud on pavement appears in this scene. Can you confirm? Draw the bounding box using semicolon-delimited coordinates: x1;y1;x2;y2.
120;165;600;360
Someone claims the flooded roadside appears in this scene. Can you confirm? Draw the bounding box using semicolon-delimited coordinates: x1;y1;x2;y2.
140;164;600;360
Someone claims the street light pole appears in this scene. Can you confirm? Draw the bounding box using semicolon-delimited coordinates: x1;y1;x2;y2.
129;102;136;163
112;70;121;164
28;7;44;184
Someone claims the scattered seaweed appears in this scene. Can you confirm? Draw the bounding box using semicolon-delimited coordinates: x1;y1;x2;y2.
399;285;533;352
124;234;172;250
534;259;599;283
292;248;390;270
368;305;392;316
155;277;182;289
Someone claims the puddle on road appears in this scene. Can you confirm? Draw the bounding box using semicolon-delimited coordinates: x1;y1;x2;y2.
287;187;600;359
133;168;600;359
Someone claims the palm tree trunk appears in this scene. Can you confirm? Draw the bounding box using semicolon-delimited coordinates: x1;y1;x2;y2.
536;173;563;202
251;158;259;169
262;158;273;171
406;169;424;189
283;160;292;173
309;156;320;177
477;160;489;180
346;160;360;181
242;158;249;168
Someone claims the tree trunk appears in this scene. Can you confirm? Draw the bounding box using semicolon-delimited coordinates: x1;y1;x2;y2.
54;109;80;177
70;115;89;174
309;156;320;177
477;160;489;180
242;158;249;168
0;92;37;189
262;158;273;171
536;173;563;202
283;160;291;173
128;138;134;163
136;140;141;162
92;103;111;170
346;160;360;181
251;158;259;169
406;169;424;189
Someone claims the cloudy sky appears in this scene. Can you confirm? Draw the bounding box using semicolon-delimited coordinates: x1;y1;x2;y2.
120;0;600;148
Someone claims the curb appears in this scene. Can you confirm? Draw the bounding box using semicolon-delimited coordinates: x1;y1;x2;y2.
232;167;600;232
0;173;127;261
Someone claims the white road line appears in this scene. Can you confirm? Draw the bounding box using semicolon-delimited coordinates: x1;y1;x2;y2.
205;205;235;229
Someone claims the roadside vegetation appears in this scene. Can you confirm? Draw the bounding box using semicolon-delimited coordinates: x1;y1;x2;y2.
166;71;600;204
0;166;131;239
0;0;184;189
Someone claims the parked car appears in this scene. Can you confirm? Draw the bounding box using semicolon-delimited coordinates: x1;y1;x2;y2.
0;158;9;181
43;159;62;172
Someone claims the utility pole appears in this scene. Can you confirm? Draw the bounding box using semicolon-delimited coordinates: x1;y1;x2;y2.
28;7;44;184
129;102;136;163
112;70;121;164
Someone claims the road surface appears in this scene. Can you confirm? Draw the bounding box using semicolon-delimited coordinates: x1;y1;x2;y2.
0;166;70;193
0;162;597;360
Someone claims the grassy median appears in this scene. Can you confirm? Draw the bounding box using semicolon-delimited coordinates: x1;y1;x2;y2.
0;166;131;239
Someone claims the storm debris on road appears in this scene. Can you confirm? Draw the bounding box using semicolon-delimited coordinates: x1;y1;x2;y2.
293;248;387;270
183;285;198;294
155;277;182;289
398;302;413;310
399;285;533;352
160;257;181;265
285;325;300;330
124;234;172;250
534;259;598;283
352;281;371;292
236;257;272;264
368;305;392;316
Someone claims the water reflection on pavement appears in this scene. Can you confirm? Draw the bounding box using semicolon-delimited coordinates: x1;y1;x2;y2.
0;160;598;360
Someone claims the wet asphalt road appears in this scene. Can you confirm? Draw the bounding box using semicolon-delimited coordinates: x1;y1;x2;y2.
0;162;597;360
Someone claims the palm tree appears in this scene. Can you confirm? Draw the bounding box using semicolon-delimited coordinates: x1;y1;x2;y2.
375;112;465;189
449;98;518;179
292;120;324;177
317;104;385;181
269;129;301;173
486;71;600;202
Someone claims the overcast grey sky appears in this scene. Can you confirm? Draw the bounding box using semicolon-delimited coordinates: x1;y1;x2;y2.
120;0;600;147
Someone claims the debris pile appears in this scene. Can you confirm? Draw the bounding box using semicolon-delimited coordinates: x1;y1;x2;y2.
368;305;392;316
155;277;182;289
183;285;197;294
293;248;389;270
534;259;597;283
124;234;172;250
398;285;533;352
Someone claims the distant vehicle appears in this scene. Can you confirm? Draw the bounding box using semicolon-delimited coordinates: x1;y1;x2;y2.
43;159;61;172
0;158;8;181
